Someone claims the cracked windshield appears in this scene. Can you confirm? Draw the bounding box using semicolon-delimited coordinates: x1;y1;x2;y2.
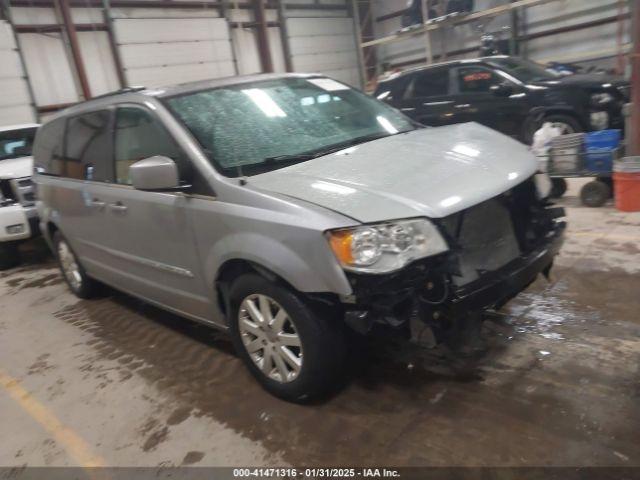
166;77;415;176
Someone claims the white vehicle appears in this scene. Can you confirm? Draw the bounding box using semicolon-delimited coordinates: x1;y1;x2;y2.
0;123;39;270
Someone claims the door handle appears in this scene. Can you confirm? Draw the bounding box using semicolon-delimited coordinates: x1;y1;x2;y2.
109;202;128;213
454;104;471;109
91;199;106;209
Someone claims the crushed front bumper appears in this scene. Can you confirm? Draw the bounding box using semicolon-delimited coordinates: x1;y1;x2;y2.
450;224;565;315
339;176;568;346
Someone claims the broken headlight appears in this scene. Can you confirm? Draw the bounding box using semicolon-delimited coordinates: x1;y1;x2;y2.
326;218;449;274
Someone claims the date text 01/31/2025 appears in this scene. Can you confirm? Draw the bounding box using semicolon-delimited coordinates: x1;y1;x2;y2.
232;468;401;478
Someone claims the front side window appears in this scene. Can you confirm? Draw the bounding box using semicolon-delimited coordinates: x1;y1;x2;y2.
64;111;112;181
165;77;415;177
487;57;559;83
456;67;502;93
407;68;450;98
114;107;187;185
1;127;37;161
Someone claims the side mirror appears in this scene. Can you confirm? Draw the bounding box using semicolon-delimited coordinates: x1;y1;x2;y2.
130;156;187;191
490;82;514;97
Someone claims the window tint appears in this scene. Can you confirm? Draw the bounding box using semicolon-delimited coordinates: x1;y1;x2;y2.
33;119;65;175
114;107;188;185
64;110;112;181
456;67;501;93
409;68;450;97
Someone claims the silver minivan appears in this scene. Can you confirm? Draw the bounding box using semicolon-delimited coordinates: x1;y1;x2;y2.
34;74;565;400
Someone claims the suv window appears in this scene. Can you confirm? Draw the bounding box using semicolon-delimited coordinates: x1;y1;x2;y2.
114;107;188;185
456;66;501;93
407;68;450;98
64;110;112;181
1;127;37;161
33;119;65;175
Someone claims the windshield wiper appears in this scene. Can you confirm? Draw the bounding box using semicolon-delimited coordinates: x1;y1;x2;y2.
262;153;316;164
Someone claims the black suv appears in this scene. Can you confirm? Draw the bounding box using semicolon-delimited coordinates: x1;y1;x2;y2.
374;56;630;143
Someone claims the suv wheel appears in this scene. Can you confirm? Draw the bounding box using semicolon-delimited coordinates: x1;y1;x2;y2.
544;114;582;136
229;274;345;401
54;232;98;299
0;242;20;271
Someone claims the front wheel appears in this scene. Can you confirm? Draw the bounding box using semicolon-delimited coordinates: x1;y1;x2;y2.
229;274;346;402
0;242;20;270
53;232;98;298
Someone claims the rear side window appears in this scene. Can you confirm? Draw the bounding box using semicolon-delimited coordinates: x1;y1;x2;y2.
64;110;112;181
33;119;65;175
114;107;189;185
456;66;501;93
406;68;450;98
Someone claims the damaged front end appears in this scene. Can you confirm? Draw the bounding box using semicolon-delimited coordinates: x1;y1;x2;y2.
341;176;566;347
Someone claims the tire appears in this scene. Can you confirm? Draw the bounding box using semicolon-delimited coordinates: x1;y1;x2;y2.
597;176;614;198
0;242;20;271
543;114;583;136
229;274;346;402
524;113;583;145
550;178;568;198
53;231;98;299
580;180;610;208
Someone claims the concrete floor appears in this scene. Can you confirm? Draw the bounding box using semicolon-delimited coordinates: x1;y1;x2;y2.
1;179;639;468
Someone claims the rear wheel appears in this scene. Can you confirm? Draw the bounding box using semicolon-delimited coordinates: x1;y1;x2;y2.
580;180;610;208
229;274;346;402
53;232;98;298
0;242;20;270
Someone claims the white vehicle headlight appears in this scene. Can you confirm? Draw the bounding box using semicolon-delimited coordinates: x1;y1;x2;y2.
326;218;449;274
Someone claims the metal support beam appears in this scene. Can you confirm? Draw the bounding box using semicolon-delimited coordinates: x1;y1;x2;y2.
102;0;127;88
421;0;432;64
14;23;107;32
630;0;640;156
277;0;293;72
55;0;92;99
253;0;273;73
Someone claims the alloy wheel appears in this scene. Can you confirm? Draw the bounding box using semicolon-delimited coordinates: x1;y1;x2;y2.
238;294;303;383
58;240;82;291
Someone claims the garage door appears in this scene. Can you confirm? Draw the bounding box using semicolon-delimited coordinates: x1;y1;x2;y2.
287;17;360;88
113;17;236;87
0;21;35;125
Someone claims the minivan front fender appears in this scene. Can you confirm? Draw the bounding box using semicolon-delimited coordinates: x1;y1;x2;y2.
205;232;353;297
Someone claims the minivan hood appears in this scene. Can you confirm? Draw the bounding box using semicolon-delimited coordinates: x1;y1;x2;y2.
0;156;33;180
249;122;537;222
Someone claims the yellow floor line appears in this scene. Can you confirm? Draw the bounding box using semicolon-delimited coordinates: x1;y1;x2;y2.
0;368;106;468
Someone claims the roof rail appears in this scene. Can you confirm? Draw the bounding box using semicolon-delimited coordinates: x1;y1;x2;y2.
89;86;146;101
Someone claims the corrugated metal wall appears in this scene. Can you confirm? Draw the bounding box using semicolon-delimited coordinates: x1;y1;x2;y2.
287;16;359;86
0;21;35;124
371;0;631;72
113;13;236;86
3;1;357;122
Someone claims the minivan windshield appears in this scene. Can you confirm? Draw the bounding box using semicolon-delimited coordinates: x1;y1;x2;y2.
165;77;416;176
488;57;561;83
0;127;37;162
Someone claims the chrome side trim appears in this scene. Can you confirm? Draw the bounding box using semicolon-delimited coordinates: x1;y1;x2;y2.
78;239;195;278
